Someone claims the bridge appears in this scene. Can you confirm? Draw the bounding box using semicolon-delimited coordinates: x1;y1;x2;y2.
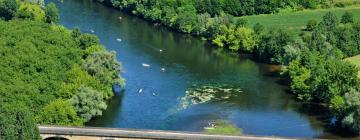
39;126;297;140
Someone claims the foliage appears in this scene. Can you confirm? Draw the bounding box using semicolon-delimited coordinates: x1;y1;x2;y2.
0;4;123;128
70;86;107;121
16;3;45;22
341;11;354;24
0;0;18;20
0;104;40;140
45;2;59;24
78;34;100;50
256;27;293;64
35;99;84;126
83;51;125;91
342;89;360;134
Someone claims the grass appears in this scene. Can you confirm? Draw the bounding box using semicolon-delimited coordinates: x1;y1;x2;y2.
203;120;242;136
243;6;360;34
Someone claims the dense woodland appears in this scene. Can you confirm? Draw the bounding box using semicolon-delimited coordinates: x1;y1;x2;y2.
0;0;124;139
96;0;360;135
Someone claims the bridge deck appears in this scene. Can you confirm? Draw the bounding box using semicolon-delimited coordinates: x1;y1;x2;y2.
39;126;300;140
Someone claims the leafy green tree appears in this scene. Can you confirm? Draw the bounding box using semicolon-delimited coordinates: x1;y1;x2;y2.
235;18;248;28
36;100;84;126
16;3;45;22
287;59;312;101
322;12;338;31
0;104;40;140
70;86;107;121
256;28;293;64
175;5;197;33
45;2;59;24
253;23;264;34
341;11;354;24
223;0;241;16
71;27;82;38
79;34;100;50
342;89;360;134
305;19;318;31
83;51;125;92
236;27;257;52
0;0;18;20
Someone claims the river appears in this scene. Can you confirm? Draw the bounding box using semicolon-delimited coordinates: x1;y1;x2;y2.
47;0;349;138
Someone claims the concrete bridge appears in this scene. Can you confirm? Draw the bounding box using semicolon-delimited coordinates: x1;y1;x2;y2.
39;126;298;140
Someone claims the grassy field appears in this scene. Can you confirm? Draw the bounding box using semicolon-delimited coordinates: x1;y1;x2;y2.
243;6;360;34
345;55;360;76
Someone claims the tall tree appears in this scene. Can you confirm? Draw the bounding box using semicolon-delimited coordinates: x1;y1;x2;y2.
45;2;59;24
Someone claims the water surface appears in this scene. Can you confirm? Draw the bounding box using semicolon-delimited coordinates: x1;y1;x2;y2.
47;0;345;138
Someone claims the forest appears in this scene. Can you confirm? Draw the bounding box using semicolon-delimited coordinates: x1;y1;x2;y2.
0;0;124;139
96;0;360;135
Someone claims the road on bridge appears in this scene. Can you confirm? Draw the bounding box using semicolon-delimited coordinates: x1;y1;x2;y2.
39;126;301;140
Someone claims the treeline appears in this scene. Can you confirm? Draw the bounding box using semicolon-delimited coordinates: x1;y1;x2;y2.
212;11;360;134
95;0;356;37
0;0;124;139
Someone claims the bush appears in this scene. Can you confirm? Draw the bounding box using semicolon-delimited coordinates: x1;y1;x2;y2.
306;19;318;31
0;0;18;20
79;34;100;50
341;11;354;24
36;100;84;126
83;51;125;90
16;3;45;22
342;90;360;134
45;2;59;24
70;86;107;121
0;104;40;140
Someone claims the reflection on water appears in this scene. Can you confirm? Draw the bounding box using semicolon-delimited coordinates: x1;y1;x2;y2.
47;0;358;138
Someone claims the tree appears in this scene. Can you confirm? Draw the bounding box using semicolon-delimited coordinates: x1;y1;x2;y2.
70;86;107;121
16;3;45;22
36;100;84;126
342;89;360;134
322;12;338;31
45;2;59;24
78;34;100;50
223;0;241;16
83;51;125;91
256;28;293;63
341;11;354;24
253;23;264;34
0;104;40;140
287;59;312;101
175;5;197;33
0;0;18;20
236;27;257;52
305;19;318;31
235;18;248;28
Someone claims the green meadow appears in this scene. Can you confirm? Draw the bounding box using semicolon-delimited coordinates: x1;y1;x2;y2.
243;6;360;34
345;55;360;77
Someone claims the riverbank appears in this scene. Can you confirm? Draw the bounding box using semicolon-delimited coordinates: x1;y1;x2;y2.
0;1;125;139
92;0;360;136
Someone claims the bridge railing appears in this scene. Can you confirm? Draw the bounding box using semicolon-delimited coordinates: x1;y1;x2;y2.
39;125;299;140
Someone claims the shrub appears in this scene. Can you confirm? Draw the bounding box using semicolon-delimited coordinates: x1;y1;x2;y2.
0;104;40;140
36;100;84;126
70;86;107;121
0;0;18;20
